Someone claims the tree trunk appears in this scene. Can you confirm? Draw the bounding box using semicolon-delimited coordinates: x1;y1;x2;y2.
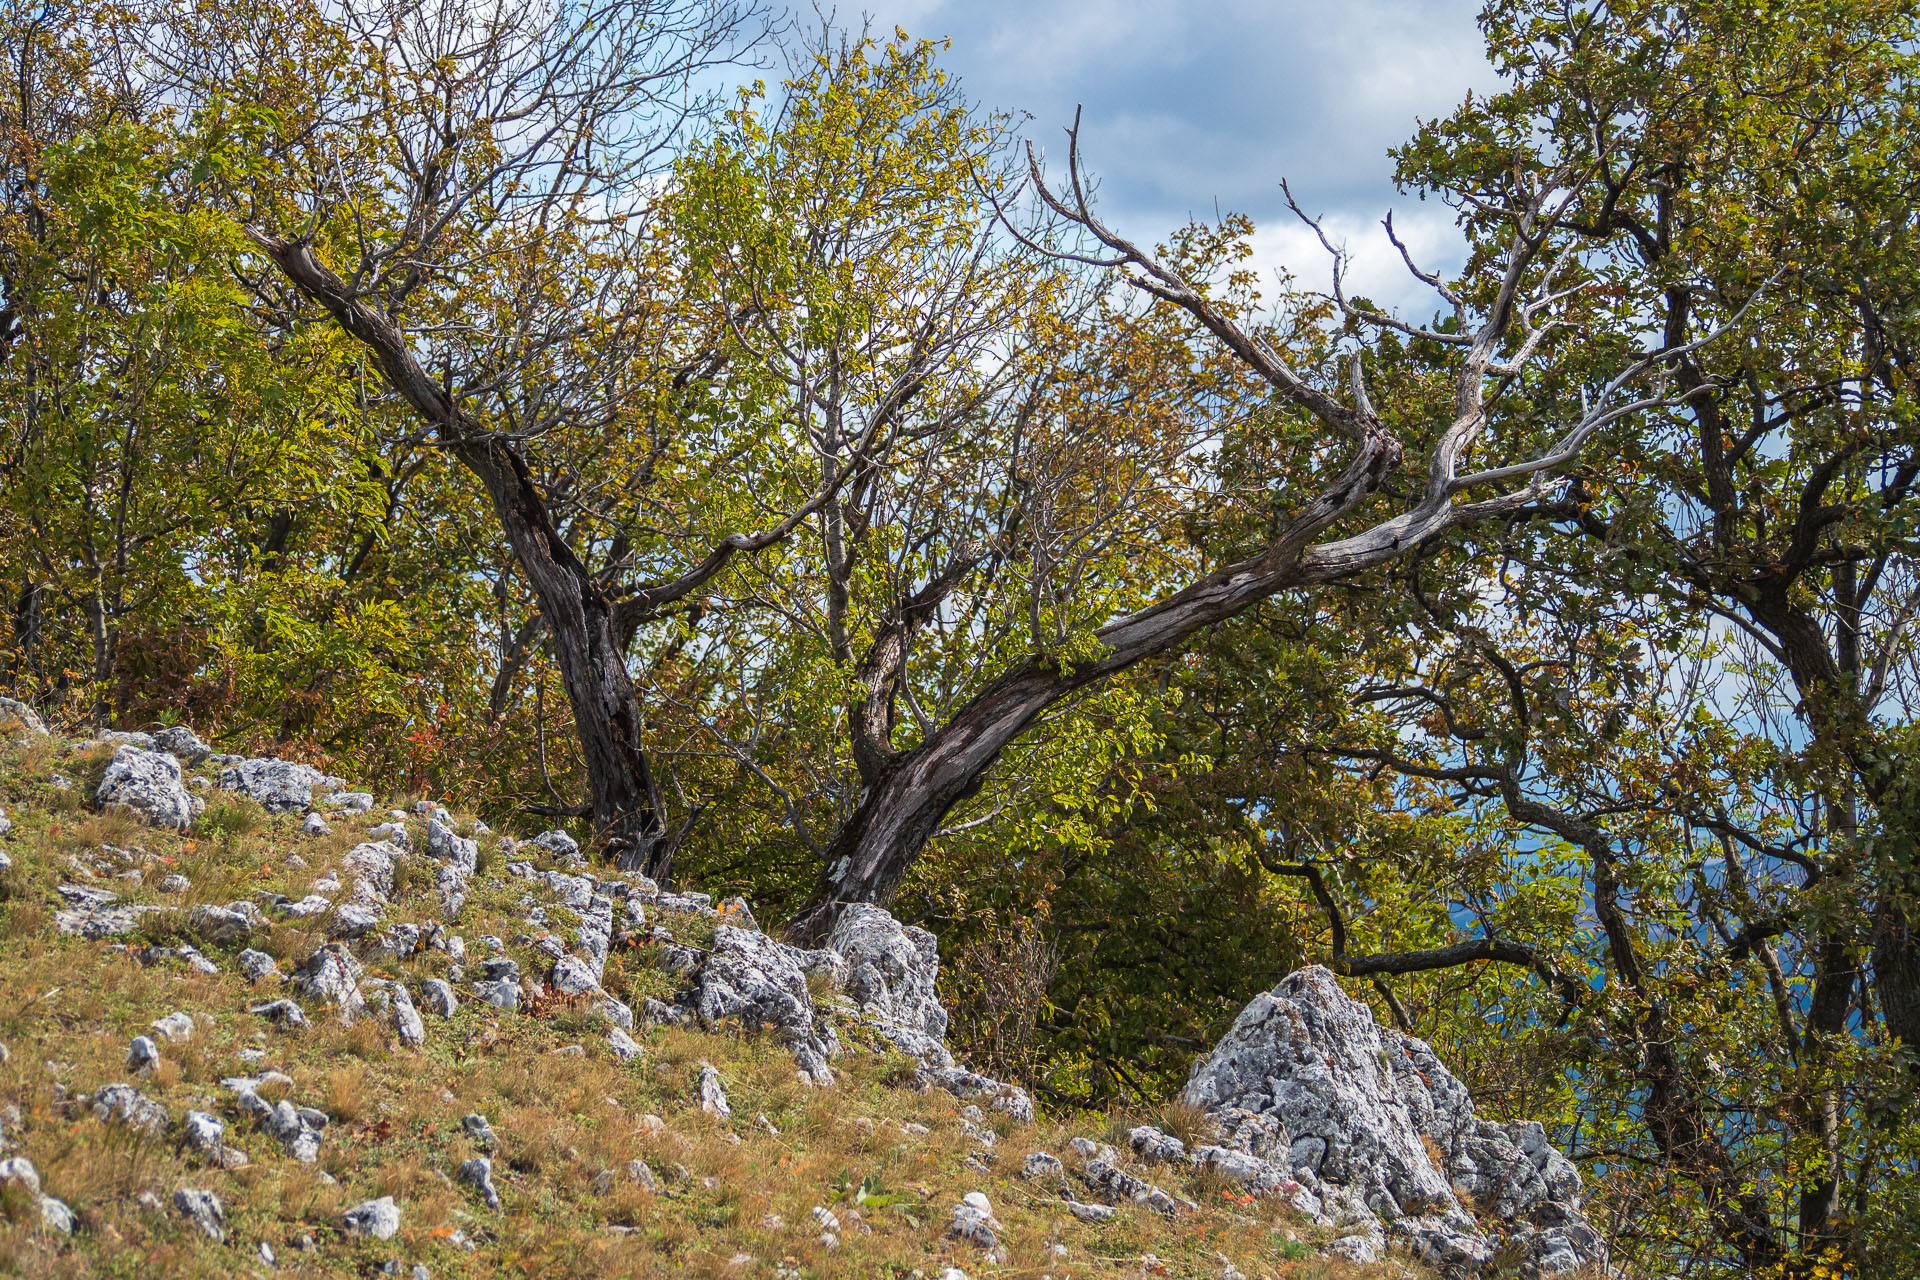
786;430;1408;943
254;235;672;874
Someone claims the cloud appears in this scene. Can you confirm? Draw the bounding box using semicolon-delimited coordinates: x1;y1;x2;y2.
1247;201;1467;321
833;0;1497;227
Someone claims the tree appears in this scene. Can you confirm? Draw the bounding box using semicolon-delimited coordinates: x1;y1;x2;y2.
1181;2;1920;1272
0;1;376;725
774;101;1759;940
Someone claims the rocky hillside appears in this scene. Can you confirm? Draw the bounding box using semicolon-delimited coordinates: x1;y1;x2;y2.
0;708;1611;1278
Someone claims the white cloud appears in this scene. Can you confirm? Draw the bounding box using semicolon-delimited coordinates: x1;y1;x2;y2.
1248;201;1466;321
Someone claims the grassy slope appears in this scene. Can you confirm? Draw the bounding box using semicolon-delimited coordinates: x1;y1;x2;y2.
0;733;1405;1280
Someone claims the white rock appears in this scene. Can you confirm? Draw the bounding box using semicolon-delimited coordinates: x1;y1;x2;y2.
151;1011;195;1043
698;1063;731;1117
96;746;195;830
342;1195;401;1239
173;1187;226;1241
127;1035;161;1073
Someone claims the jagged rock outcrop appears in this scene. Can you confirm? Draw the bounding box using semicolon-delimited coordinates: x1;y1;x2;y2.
826;904;1033;1123
1180;966;1608;1277
96;746;196;831
695;925;838;1085
0;696;48;737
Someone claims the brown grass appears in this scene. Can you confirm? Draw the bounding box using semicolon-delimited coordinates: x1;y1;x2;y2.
0;733;1420;1280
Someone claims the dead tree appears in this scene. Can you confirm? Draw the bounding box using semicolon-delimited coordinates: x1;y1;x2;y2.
782;113;1765;941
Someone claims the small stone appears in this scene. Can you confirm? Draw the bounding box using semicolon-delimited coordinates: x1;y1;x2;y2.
173;1187;227;1241
421;978;458;1018
698;1064;731;1118
552;1044;585;1058
811;1205;840;1232
301;813;330;837
607;1026;643;1063
549;954;600;996
249;999;308;1029
91;1082;170;1134
153;726;212;763
157;874;191;894
1022;1151;1064;1180
183;1110;226;1154
1068;1202;1116;1223
625;1159;657;1191
238;949;280;983
342;1195;401;1239
460;1156;501;1210
151;1011;195;1043
462;1113;497;1150
390;983;426;1048
127;1035;161;1073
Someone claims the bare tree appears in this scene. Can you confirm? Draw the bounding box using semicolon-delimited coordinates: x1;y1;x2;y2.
780;113;1762;941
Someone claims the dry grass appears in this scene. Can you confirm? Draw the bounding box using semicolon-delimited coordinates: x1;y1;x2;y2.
0;734;1416;1280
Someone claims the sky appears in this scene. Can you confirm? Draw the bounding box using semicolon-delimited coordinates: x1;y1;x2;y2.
799;0;1504;317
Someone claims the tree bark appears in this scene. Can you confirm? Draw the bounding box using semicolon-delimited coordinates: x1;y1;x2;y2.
253;234;672;874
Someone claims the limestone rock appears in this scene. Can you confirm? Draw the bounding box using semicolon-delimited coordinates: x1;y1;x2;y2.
151;1011;195;1043
173;1187;227;1241
127;1035;160;1073
218;757;342;811
825;904;1032;1121
290;943;366;1023
342;841;402;901
698;1063;731;1118
825;904;951;1065
238;949;281;984
422;979;458;1018
1128;1125;1187;1165
91;1082;171;1135
1180;966;1609;1278
427;818;478;876
460;1156;501;1210
695;925;837;1084
249;999;308;1029
96;746;195;831
0;697;48;736
461;1113;497;1150
530;829;582;864
0;1157;72;1233
342;1195;401;1239
187;901;261;945
389;982;426;1048
153;726;212;764
607;1026;643;1062
947;1191;1001;1250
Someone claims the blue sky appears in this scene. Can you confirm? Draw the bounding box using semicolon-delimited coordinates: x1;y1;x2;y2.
819;0;1502;315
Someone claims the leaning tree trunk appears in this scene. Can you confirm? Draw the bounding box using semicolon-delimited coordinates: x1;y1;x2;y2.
785;430;1407;944
255;235;672;875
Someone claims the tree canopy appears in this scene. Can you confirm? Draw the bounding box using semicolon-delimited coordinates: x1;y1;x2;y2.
4;0;1918;1273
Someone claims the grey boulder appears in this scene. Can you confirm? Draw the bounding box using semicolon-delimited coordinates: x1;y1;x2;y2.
217;757;341;811
1180;966;1609;1278
694;925;837;1085
173;1187;227;1241
96;746;195;831
342;1195;401;1239
153;726;212;763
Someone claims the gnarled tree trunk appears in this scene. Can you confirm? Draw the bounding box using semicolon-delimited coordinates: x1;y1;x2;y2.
255;235;672;875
